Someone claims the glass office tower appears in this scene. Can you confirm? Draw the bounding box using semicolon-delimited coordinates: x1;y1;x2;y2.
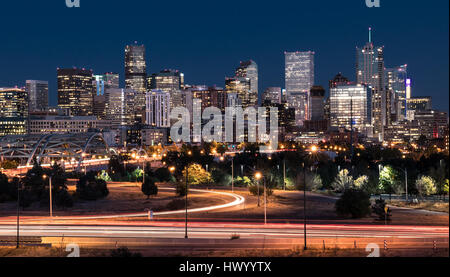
285;51;315;126
57;68;94;116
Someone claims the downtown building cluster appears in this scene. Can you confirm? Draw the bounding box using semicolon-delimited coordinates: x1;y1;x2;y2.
0;29;448;152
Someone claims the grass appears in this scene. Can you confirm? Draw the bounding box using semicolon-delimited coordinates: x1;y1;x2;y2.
389;200;449;213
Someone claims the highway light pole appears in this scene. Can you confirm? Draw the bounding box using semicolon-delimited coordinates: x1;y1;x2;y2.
264;177;267;225
43;174;53;217
16;180;20;248
231;156;234;193
303;162;307;250
185;164;189;239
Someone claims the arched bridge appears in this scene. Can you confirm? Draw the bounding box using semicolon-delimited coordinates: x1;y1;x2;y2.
0;132;112;171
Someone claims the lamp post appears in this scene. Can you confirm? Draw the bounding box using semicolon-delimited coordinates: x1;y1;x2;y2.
185;164;189;239
283;157;286;191
231;155;234;193
255;172;266;224
302;162;307;250
16;178;21;249
43;174;53;218
255;172;262;207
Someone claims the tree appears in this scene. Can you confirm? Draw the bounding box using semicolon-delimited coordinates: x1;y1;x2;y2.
354;175;369;189
331;169;353;192
429;162;448;196
108;155;125;177
97;170;112;182
76;172;109;201
55;190;74;208
378;166;401;195
296;172;323;191
154;167;175;183
182;164;213;185
335;189;371;218
0;173;15;202
141;176;158;199
415;176;437;196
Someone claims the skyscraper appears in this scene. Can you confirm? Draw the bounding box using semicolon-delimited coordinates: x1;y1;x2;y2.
385;65;408;122
330;84;372;137
235;60;258;106
225;77;251;109
104;72;120;89
149;69;184;110
0;87;28;135
125;44;147;116
57;68;94;116
106;88;136;128
285;51;315;126
310;86;325;121
145;89;171;128
262;87;282;104
356;28;385;140
26;80;48;112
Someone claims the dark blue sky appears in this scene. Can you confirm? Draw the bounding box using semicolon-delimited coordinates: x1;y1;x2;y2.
0;0;448;111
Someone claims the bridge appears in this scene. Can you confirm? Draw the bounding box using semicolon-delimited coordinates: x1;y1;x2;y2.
0;132;112;172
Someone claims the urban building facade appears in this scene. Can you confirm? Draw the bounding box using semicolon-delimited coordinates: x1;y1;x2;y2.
285;51;315;126
57;68;94;116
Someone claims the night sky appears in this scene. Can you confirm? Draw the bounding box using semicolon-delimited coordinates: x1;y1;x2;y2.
0;0;448;111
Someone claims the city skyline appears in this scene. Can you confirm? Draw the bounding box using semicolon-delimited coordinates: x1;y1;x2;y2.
0;0;448;112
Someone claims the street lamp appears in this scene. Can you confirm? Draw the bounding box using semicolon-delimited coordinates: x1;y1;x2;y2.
43;174;53;217
16;176;22;249
184;163;190;239
302;162;307;250
255;172;262;207
254;172;267;224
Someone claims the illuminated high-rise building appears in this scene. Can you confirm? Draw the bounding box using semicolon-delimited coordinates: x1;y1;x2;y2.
104;72;120;89
93;73;119;96
149;69;184;109
330;84;372;137
125;44;147;117
0;87;28;135
285;51;315;126
106;88;137;128
26;80;48;112
310;86;325;121
57;68;94;116
356;28;385;140
145;89;171;128
235;60;258;106
262;87;282;104
385;65;408;122
225;77;251;109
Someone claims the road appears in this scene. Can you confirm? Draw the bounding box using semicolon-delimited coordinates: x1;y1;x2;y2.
0;223;447;251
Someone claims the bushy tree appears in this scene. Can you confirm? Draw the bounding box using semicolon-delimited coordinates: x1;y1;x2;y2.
182;164;213;185
331;169;353;192
55;190;74;208
211;168;231;186
234;176;254;187
378;166;398;194
415;176;437;196
76;172;109;201
335;189;371;218
354;175;369;189
296;172;323;191
154;167;175;183
141;176;158;199
97;170;112;182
